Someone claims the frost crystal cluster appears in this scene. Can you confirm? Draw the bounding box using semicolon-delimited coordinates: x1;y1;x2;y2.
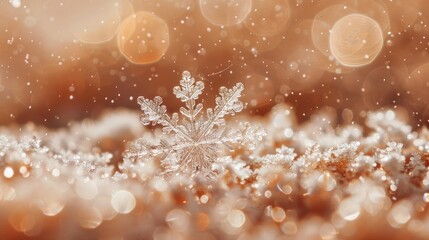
131;71;265;175
3;105;429;239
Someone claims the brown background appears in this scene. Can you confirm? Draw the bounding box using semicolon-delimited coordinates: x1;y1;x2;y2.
0;0;428;128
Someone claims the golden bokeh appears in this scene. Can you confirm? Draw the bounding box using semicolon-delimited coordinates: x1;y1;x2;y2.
330;13;384;67
117;11;170;64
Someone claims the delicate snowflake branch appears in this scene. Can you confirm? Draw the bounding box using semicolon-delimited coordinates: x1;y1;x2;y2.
198;83;244;142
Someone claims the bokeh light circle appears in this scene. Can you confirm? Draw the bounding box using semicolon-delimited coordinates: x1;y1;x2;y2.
111;190;136;214
312;4;355;57
117;11;170;64
244;0;291;36
329;14;384;67
75;0;121;44
199;0;252;26
140;0;194;21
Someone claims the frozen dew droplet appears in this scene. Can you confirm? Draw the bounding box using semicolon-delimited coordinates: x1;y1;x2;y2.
111;190;136;214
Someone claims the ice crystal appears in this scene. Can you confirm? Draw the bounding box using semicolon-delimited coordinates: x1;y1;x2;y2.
133;71;265;175
257;146;296;167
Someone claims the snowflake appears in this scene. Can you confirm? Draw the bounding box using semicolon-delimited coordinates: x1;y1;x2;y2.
133;71;265;175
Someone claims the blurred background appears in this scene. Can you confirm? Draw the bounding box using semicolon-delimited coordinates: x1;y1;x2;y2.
1;0;429;128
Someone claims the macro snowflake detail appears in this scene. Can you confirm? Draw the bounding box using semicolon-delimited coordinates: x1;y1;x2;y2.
131;71;266;175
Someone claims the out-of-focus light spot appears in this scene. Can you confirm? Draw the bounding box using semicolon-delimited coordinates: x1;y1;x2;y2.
199;0;252;26
19;166;29;178
4;167;14;178
78;207;103;229
388;200;413;227
9;212;39;233
271;207;286;222
319;223;337;240
51;169;60;177
318;172;336;191
200;194;209;204
166;209;190;232
281;221;297;235
329;14;383;67
94;197;118;221
244;0;291;36
10;0;21;8
75;0;121;44
283;128;293;138
111;190;136;214
39;200;64;216
0;184;16;201
75;179;98;200
277;184;293;195
117;11;170;64
227;209;246;228
423;193;429;203
338;198;360;221
152;178;168;192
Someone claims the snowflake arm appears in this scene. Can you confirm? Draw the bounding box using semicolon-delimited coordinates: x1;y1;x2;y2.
173;71;204;137
199;82;244;141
